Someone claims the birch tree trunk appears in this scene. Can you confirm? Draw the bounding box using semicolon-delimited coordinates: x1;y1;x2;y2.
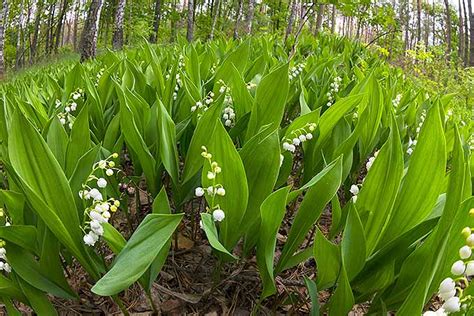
79;0;103;61
112;0;126;49
244;0;255;34
209;0;220;39
0;0;8;79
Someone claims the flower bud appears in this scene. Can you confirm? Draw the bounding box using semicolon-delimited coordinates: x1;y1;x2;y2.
216;188;226;196
195;187;205;197
467;234;474;247
451;260;465;275
466;261;474;276
106;169;114;176
97;178;107;188
442;296;460;313
207;171;216;180
462;227;472;238
212;209;225;222
459;245;472;259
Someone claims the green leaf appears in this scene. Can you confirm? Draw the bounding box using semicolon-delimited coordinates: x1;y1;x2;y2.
246;64;289;140
92;213;183;296
328;264;354;315
200;213;237;260
381;102;446;244
313;228;341;289
304;277;320;316
182;103;222;183
256;186;290;299
65;105;90;177
8;111;100;278
276;156;342;273
341;205;366;280
156;101;180;184
357;118;403;255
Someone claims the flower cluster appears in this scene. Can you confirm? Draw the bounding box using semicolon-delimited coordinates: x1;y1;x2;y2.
79;153;121;247
95;67;105;86
289;63;305;81
392;94;402;108
366;150;379;171
416;109;427;134
195;147;226;223
407;137;417;155
56;88;83;129
173;73;183;100
191;91;215;118
282;123;316;153
426;208;474;315
326;76;342;107
0;240;11;273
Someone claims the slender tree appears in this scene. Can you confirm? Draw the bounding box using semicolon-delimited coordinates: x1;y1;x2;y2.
458;0;464;61
233;0;243;39
416;0;421;43
284;0;297;42
112;0;126;49
16;0;25;69
54;0;70;53
186;0;194;42
468;0;474;66
80;0;103;61
150;0;162;43
245;0;255;34
462;0;469;65
442;0;452;60
209;0;220;39
0;0;8;79
30;0;43;62
314;3;324;36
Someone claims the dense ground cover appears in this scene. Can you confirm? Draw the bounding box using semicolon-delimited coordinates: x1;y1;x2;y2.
0;34;472;315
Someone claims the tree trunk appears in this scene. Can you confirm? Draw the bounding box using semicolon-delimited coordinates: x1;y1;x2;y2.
72;0;80;50
404;0;409;51
331;4;336;33
30;0;43;62
150;0;162;43
15;0;24;69
186;0;194;42
468;0;474;66
284;0;297;42
416;0;421;43
112;0;126;49
54;0;69;53
80;0;103;62
233;0;243;39
443;0;452;60
46;2;56;55
458;0;464;61
209;0;220;39
462;0;469;66
244;0;255;34
314;4;324;36
0;0;8;79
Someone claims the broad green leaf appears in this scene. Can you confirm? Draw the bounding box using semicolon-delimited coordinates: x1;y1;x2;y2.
276;156;342;273
246;63;289;140
313;228;341;289
381;102;446;244
256;186;290;299
92;213;183;296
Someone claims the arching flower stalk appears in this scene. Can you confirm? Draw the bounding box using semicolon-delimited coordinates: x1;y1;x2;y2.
281;123;317;153
79;153;121;247
326;76;342;107
195;146;226;224
56;88;84;129
392;93;402;108
191;91;215;119
289;63;305;81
